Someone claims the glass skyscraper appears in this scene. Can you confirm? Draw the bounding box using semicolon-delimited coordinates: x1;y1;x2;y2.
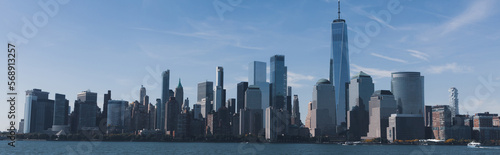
270;55;287;110
159;70;170;130
391;72;424;115
330;1;350;126
249;61;270;110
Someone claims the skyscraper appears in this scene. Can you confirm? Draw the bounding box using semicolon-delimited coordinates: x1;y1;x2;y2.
347;71;374;139
155;98;161;129
291;95;302;126
330;0;350;126
74;90;98;131
237;82;248;112
160;70;170;130
240;85;263;135
449;87;459;123
165;97;180;134
391;72;424;115
270;55;287;109
198;81;214;117
267;55;289;141
107;100;128;133
52;93;69;132
227;98;236;115
310;79;337;137
249;61;270;111
140;85;146;105
102;90;111;123
175;79;184;109
214;66;226;111
365;90;397;140
24;89;53;133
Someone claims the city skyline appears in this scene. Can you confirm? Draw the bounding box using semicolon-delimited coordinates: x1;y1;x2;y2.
2;0;500;131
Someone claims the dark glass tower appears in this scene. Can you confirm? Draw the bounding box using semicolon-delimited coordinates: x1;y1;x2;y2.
237;82;249;112
330;0;350;126
159;70;170;130
270;55;287;110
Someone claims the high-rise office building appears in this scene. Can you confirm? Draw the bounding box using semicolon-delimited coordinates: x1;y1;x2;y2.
24;89;53;133
310;79;337;137
214;66;226;112
249;61;270;111
291;95;302;126
237;82;249;112
165;97;180;134
74;90;98;131
140;85;146;105
160;70;170;130
52;93;69;132
193;104;202;120
107;100;128;133
391;72;424;115
240;85;263;135
449;87;459;123
175;79;184;110
198;81;214;117
270;55;287;109
102;90;111;122
365;90;397;140
330;0;350;126
267;55;289;141
347;71;374;139
305;101;313;129
287;86;292;118
155;98;161;129
227;98;236;115
183;98;190;111
432;105;452;140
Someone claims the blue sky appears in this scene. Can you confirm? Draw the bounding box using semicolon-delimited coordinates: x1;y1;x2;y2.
1;0;500;131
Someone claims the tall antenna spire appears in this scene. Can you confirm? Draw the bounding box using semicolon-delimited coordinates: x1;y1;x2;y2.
338;0;341;19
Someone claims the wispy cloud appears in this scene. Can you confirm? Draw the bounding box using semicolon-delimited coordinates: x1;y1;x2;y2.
407;49;429;61
440;0;494;35
370;53;408;63
427;63;473;74
351;64;394;79
287;71;315;88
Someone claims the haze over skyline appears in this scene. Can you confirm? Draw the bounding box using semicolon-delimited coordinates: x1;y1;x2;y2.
2;0;500;131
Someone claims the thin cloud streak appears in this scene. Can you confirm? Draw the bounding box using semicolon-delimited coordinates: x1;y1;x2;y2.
427;63;473;74
370;53;408;63
407;49;429;61
440;0;494;35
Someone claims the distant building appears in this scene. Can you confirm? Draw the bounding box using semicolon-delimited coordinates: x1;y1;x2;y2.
365;90;397;141
198;81;214;118
305;101;313;129
391;72;424;115
159;70;170;130
309;79;337;137
266;55;289;141
107;100;128;134
73;90;98;132
386;114;425;142
175;79;184;108
265;107;289;141
237;82;249;112
347;71;374;140
330;2;350;126
214;66;226;112
249;61;270;114
140;85;146;105
239;85;263;136
18;119;24;134
449;87;459;124
472;112;500;141
291;95;302;126
52;93;69;132
193;104;202;120
24;89;54;133
432;105;452;140
131;100;148;132
227;98;236;115
155;98;162;130
165;97;180;135
102;90;111;123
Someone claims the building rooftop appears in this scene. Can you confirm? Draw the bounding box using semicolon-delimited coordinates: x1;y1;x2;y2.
372;90;392;97
351;71;371;79
316;79;331;85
